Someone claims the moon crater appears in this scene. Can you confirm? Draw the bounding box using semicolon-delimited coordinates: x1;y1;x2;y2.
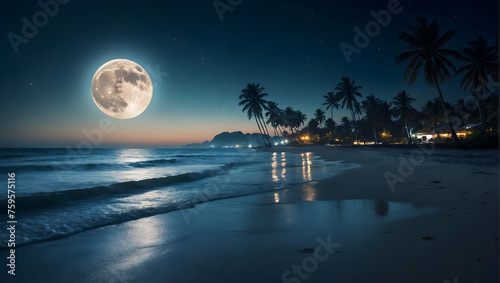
91;59;153;119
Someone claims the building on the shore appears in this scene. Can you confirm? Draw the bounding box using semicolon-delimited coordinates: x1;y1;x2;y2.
413;123;481;143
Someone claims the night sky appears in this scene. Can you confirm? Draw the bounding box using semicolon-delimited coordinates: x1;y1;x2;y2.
0;0;497;147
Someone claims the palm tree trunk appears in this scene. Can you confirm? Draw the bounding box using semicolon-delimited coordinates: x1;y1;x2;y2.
279;126;285;137
433;76;459;144
331;108;333;121
404;118;412;144
277;125;284;137
256;116;265;145
290;127;302;146
478;90;487;135
372;125;378;144
351;111;358;141
259;115;272;145
261;117;271;146
254;116;267;146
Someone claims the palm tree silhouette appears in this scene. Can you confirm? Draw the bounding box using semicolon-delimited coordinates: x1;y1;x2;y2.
361;94;384;144
295;110;307;129
322;91;340;121
335;76;363;141
395;17;462;143
392;91;417;144
314;109;326;128
420;98;447;132
340;116;352;138
457;35;498;135
283;106;298;144
325;118;336;141
238;83;271;146
283;107;307;145
266;101;285;138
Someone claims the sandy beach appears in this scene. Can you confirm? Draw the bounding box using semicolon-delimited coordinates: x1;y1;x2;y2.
3;146;498;283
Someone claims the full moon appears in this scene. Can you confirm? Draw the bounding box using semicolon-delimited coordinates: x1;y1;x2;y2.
91;59;153;119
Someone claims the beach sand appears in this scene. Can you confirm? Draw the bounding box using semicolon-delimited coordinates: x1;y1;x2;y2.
4;146;498;282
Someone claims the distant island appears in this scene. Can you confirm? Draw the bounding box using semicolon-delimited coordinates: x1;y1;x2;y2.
182;131;274;148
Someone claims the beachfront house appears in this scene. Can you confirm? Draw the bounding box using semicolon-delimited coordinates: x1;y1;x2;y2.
413;123;481;143
413;131;433;143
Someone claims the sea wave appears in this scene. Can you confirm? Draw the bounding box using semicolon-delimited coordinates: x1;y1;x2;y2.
128;158;177;167
0;154;28;158
0;162;242;248
0;158;178;172
0;155;361;249
13;162;238;211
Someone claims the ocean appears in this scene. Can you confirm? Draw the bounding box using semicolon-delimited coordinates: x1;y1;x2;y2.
0;148;360;247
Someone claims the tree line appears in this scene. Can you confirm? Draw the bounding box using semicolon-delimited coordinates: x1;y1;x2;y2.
238;17;498;147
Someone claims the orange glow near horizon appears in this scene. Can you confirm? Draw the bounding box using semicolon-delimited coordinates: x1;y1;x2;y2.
18;119;262;147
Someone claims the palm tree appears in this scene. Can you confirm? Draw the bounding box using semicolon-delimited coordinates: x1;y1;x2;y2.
283;106;307;145
457;35;498;135
325;118;336;140
307;119;319;139
395;17;462;143
283;106;301;144
283;106;295;131
340;116;352;139
335;76;363;141
377;100;393;134
420;98;446;132
361;95;383;144
322;91;340;121
453;98;475;126
295;110;307;129
392;91;417;144
314;109;326;128
325;118;336;130
266;101;285;138
238;83;271;146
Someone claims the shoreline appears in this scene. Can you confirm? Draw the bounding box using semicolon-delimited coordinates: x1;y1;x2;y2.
3;146;498;282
